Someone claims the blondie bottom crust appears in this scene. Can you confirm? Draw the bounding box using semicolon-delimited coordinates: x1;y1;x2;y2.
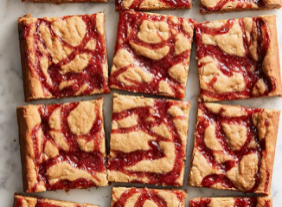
17;98;107;193
110;11;195;99
14;194;99;207
18;13;109;102
111;187;187;207
196;15;282;102
189;103;280;195
200;0;281;14
115;0;191;11
108;94;190;186
190;197;272;207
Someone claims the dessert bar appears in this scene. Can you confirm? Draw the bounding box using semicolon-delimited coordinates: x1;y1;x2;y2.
200;0;282;14
18;13;109;101
110;11;195;99
189;103;280;194
108;94;190;186
111;187;187;207
116;0;192;11
17;98;107;193
196;15;282;101
190;197;272;207
14;194;99;207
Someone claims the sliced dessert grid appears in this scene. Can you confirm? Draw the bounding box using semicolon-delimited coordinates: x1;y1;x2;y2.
108;94;190;186
196;15;282;102
111;187;187;207
200;0;282;14
190;197;272;207
18;13;109;102
189;103;280;195
14;194;99;207
17;98;107;193
115;0;192;11
110;10;195;99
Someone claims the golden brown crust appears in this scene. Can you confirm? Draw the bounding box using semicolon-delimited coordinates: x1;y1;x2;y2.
17;105;42;192
188;103;280;195
111;187;187;207
18;13;109;102
108;93;190;186
201;0;282;14
255;108;280;194
190;197;272;207
261;15;282;97
14;194;99;207
196;15;282;102
116;0;192;11
116;6;192;11
258;197;273;207
18;15;42;102
101;13;109;93
17;99;107;193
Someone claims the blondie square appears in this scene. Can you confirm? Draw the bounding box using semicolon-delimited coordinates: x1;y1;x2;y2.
196;15;282;101
17;98;107;192
18;13;109;101
110;11;195;99
108;94;190;186
189;103;280;195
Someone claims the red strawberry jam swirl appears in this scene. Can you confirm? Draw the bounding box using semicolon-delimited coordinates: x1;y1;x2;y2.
29;101;106;192
196;17;274;101
116;0;191;10
200;0;264;13
195;103;269;192
19;14;109;98
190;197;271;207
112;188;186;207
108;99;188;186
110;11;194;99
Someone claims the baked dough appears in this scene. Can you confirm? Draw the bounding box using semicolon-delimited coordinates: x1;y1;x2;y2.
110;11;195;99
18;13;109;101
189;103;280;195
